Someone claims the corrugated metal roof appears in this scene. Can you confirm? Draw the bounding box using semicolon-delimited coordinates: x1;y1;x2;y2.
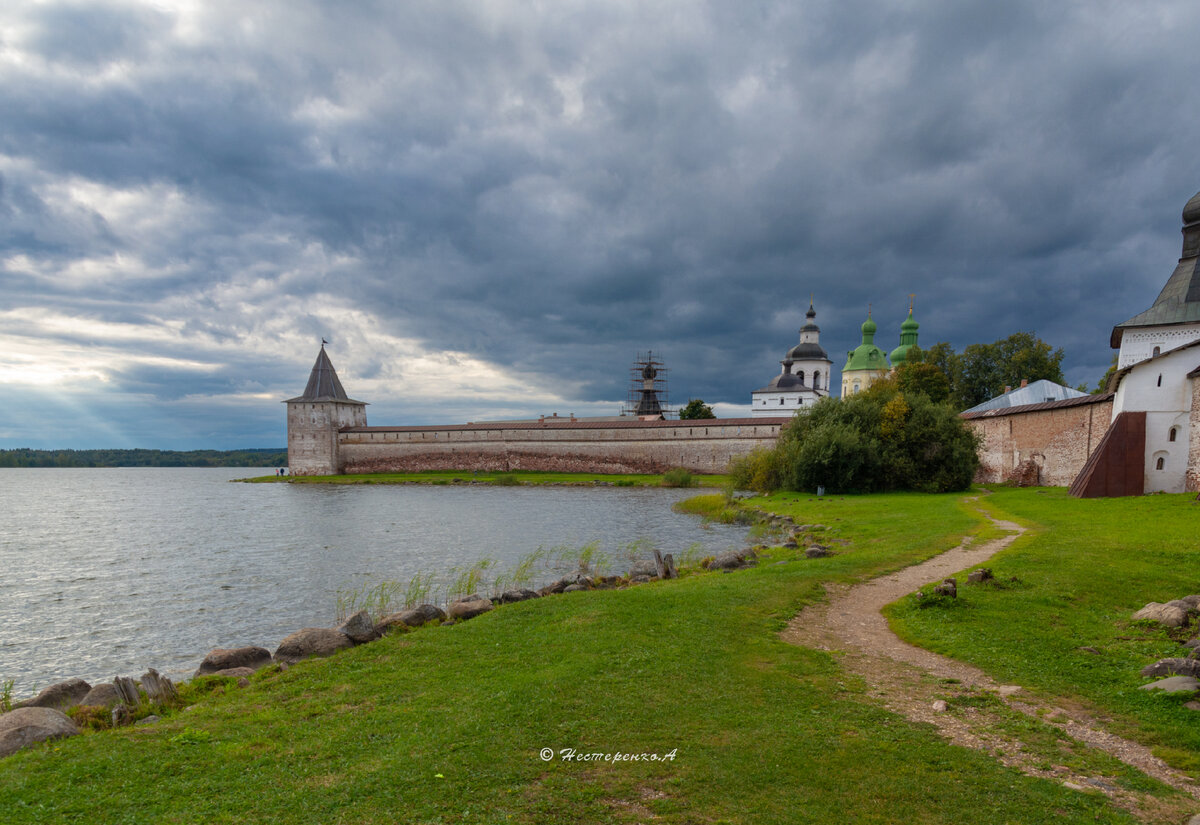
343;417;790;433
960;392;1113;420
961;379;1088;414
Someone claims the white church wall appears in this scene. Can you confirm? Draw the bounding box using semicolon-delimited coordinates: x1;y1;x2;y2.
1114;346;1200;493
1117;324;1200;368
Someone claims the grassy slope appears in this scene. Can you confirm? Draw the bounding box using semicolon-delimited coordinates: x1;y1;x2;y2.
887;487;1200;774
0;491;1159;824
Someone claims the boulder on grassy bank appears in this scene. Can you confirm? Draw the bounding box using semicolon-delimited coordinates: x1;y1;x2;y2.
1140;658;1200;679
447;596;493;622
375;604;447;634
78;683;121;708
628;560;658;579
274;628;354;665
336;610;379;643
1139;675;1200;693
14;678;91;711
705;550;757;571
1132;602;1190;628
195;646;273;678
498;588;541;604
0;707;79;759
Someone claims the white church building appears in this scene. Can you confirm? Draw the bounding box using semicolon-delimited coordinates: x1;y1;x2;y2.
1075;190;1200;494
751;302;833;417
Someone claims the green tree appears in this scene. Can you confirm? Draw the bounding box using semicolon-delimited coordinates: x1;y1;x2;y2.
678;399;716;420
893;347;951;403
732;386;978;494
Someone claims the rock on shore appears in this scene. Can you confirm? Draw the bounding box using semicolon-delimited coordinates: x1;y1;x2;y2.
274;628;355;665
195;646;273;678
0;707;79;758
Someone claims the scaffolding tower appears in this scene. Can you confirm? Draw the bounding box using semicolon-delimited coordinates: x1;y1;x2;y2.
622;351;673;419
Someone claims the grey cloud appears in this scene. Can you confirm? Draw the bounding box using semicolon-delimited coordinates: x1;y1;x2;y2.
3;0;1200;447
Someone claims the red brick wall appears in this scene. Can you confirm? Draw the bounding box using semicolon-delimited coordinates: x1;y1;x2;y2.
966;399;1113;486
1187;378;1200;493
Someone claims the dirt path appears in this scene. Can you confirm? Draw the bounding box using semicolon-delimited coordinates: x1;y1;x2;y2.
781;501;1200;823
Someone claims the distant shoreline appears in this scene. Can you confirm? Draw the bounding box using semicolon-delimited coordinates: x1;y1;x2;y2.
0;448;287;468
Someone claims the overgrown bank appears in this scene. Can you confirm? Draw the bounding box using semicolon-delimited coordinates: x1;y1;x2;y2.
1;489;1196;823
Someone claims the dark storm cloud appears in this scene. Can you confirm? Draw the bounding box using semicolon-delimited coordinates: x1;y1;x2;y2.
3;0;1200;446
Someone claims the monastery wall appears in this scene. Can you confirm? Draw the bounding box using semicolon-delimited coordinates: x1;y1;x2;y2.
334;419;788;475
963;395;1113;486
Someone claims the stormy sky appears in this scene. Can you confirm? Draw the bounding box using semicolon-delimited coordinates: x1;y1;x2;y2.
3;0;1200;449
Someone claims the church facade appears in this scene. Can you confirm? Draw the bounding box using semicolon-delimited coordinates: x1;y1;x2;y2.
751;302;833;417
968;190;1200;495
1092;190;1200;493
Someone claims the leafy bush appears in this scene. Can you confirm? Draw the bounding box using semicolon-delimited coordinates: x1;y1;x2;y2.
661;467;697;488
729;385;979;495
728;448;782;494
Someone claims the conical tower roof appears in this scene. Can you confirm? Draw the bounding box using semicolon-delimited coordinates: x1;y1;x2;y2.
286;346;366;404
1111;189;1200;346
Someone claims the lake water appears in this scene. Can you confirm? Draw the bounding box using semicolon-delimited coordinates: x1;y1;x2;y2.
0;469;748;696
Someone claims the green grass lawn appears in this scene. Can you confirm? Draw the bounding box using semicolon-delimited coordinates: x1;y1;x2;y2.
0;489;1190;823
240;470;725;487
886;487;1200;776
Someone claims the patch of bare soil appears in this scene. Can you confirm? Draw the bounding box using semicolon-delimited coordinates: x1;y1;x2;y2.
781;504;1200;823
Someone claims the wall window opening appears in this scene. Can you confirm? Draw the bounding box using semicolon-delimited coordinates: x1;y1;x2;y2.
1156;456;1165;470
1169;427;1178;442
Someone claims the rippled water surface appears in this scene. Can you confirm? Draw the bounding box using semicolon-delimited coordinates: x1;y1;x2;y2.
0;469;747;695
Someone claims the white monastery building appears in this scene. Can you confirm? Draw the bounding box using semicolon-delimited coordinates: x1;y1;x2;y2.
751;302;833;417
1104;190;1200;493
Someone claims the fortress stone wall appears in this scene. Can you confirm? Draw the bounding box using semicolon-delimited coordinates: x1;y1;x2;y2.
963;394;1113;486
333;418;788;475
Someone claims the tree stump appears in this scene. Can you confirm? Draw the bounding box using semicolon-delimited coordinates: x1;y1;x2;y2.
663;553;678;579
112;676;140;707
141;669;178;703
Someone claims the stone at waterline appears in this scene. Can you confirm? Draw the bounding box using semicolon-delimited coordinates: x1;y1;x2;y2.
1140;658;1200;679
195;646;273;678
274;628;355;665
79;683;121;708
447;596;494;622
628;560;658;578
13;677;91;711
337;610;379;643
0;707;79;759
375;604;447;634
706;550;757;571
563;583;588;593
1131;602;1189;628
1138;675;1200;693
498;588;541;604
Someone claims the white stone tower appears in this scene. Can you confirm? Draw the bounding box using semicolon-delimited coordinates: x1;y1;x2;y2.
285;344;367;475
